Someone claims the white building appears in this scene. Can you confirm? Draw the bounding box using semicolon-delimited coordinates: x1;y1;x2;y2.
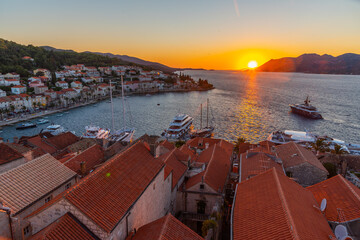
0;89;6;97
3;79;20;86
11;85;27;94
55;81;69;89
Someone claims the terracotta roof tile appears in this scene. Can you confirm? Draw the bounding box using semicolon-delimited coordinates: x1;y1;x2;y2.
66;138;97;153
27;136;57;154
186;137;221;150
159;149;187;189
232;168;335;240
29;212;99;240
240;152;284;181
179;144;197;162
45;132;80;150
0;143;23;165
0;154;77;215
276;142;328;173
186;144;231;192
127;214;203;240
64;141;164;233
159;140;175;151
5;143;31;154
307;174;360;222
63;145;104;175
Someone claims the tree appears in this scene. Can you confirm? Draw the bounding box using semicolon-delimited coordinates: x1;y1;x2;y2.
331;144;347;155
202;219;217;237
323;162;337;178
234;137;246;154
312;139;328;153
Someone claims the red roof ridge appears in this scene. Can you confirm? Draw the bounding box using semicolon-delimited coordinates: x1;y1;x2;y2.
203;144;217;176
338;174;360;202
159;213;171;238
273;168;300;240
63;141;145;195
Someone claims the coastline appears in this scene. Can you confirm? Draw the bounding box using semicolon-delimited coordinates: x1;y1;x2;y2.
0;87;214;128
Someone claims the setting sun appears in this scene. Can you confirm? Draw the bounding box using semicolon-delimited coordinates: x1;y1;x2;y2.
248;60;258;69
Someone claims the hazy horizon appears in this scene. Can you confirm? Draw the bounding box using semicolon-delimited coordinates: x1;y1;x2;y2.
1;0;360;69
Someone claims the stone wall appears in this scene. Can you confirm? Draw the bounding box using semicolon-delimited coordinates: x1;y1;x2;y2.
0;157;26;174
286;162;327;187
110;167;172;240
0;210;12;240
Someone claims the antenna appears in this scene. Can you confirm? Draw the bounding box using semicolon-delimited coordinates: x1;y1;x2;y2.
334;225;348;240
320;198;327;212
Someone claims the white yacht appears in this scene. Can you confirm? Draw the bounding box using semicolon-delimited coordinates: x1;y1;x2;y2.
43;124;65;135
267;130;349;153
162;114;193;140
83;125;110;139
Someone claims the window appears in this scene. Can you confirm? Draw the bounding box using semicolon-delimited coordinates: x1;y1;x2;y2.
153;183;156;190
65;182;71;189
45;195;52;203
200;184;204;190
286;171;293;178
23;225;30;236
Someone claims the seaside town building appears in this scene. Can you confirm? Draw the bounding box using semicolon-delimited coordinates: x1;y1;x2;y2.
0;154;78;239
26;141;173;240
0;143;26;174
231;168;336;240
308;174;360;238
275;141;329;186
11;85;26;95
55;81;69;89
4;73;20;80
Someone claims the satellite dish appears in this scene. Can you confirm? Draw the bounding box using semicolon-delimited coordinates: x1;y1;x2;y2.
335;225;348;240
320;198;327;212
341;237;353;240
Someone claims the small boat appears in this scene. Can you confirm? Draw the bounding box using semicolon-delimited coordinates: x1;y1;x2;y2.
43;124;65;135
289;96;323;119
64;112;69;114
37;119;50;124
157;103;160;106
146;94;151;97
191;98;215;138
16;122;37;130
56;114;63;117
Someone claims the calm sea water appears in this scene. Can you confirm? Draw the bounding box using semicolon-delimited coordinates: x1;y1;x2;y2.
1;71;359;144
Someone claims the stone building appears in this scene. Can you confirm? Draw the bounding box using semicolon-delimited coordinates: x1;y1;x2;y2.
307;175;360;239
275;141;328;186
0;154;77;239
0;143;26;174
26;141;173;240
231;168;335;240
178;143;232;234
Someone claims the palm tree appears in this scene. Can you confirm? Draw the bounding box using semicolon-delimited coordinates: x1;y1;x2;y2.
312;139;328;153
234;137;246;154
331;144;347;155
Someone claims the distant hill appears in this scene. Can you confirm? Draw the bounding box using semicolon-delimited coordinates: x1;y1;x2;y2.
84;51;178;73
0;39;131;77
257;53;360;75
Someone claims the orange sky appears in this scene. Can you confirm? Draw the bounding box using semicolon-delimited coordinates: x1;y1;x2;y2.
1;0;360;70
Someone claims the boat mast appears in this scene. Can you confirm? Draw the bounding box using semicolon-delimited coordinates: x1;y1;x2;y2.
121;75;126;129
200;103;202;129
206;98;209;128
109;80;115;132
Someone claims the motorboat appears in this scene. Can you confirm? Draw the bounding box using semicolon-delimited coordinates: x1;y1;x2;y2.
43;124;65;135
289;96;322;119
16;122;37;130
37;119;50;124
83;125;110;139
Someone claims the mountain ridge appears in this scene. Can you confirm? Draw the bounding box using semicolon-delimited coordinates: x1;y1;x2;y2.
257;53;360;75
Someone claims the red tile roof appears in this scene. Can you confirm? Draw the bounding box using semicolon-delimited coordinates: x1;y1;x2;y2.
307;174;360;223
29;212;99;240
240;152;284;181
62;145;104;175
27;136;57;154
179;144;197;162
127;214;203;240
276;142;328;173
186;137;221;150
63;142;164;232
45;132;79;150
159;140;175;151
159;149;187;189
186;144;231;192
232;168;335;240
11;85;26;88
0;143;23;165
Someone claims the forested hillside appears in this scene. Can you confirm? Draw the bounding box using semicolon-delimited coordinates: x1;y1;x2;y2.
0;39;131;77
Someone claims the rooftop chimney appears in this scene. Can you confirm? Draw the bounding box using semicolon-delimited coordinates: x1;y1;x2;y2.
80;161;87;176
